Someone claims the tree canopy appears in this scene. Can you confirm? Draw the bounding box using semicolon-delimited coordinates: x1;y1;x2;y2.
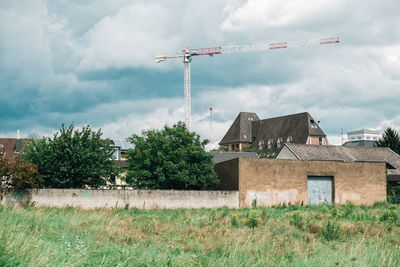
22;123;120;188
125;122;218;190
376;127;400;154
0;156;41;190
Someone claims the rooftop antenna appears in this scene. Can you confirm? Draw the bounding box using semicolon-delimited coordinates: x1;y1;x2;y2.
209;107;213;137
341;128;344;145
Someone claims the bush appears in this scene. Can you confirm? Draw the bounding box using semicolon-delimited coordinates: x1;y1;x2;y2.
321;220;341;241
244;210;260;228
387;184;400;204
0;156;41;190
341;202;355;218
289;210;304;229
379;210;398;224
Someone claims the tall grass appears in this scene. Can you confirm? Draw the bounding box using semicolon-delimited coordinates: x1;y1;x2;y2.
0;204;399;266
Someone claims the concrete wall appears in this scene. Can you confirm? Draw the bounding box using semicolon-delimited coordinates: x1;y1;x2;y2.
0;189;239;209
214;158;239;190
237;158;386;207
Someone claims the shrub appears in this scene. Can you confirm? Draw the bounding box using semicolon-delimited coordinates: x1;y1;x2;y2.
330;206;342;218
289;210;304;229
0;156;41;190
321;220;341;241
387;184;400;204
341;202;355;218
379;210;398;224
244;210;260;228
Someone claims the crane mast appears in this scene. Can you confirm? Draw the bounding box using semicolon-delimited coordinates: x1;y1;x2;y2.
156;37;339;131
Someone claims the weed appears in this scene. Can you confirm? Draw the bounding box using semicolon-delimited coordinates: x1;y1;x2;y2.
221;207;230;218
231;214;239;227
321;220;341;241
341;201;355;218
289;210;304;229
330;206;342;218
251;198;257;208
379;210;398;225
244;210;260;228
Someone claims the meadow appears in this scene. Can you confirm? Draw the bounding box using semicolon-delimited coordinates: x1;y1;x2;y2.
0;202;399;266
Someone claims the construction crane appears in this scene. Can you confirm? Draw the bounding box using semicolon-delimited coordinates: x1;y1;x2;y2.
155;37;339;130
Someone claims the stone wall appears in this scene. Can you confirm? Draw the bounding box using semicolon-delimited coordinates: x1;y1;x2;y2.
237;158;386;207
0;189;239;209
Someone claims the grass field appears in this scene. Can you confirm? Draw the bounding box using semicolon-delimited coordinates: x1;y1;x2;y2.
0;202;399;266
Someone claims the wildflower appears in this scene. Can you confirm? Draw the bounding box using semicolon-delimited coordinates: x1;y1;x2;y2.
231;214;238;217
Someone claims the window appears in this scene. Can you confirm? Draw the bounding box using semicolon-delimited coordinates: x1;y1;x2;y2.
277;138;283;148
286;136;293;143
258;140;264;150
236;144;239;150
243;134;247;139
319;137;323;145
267;139;273;149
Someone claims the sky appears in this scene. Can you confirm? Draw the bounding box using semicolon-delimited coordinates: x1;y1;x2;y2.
1;0;400;149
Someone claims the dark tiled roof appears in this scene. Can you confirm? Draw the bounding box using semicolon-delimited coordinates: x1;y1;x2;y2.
252;112;325;153
283;143;400;176
343;140;377;147
219;112;259;145
0;138;30;159
115;160;128;168
211;152;259;164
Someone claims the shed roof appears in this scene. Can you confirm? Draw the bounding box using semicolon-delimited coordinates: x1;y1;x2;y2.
282;143;400;176
211;151;259;164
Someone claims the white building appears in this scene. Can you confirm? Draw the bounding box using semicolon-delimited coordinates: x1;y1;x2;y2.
343;129;381;147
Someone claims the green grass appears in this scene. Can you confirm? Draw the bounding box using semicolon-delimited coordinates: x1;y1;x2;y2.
0;203;399;266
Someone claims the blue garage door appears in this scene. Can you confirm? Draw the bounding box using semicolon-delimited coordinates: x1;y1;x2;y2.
308;176;333;205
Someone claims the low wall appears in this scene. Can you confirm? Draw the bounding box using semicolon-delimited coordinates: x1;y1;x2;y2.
0;189;239;210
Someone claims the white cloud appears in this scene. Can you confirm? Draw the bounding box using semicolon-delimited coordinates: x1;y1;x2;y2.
221;0;345;31
78;3;181;70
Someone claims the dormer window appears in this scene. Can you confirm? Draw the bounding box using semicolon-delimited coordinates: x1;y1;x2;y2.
267;139;273;149
277;138;283;148
258;140;264;150
286;136;293;143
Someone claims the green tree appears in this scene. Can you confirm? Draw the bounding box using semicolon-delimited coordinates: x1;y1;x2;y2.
0;156;42;190
22;123;120;188
376;127;400;154
126;122;218;190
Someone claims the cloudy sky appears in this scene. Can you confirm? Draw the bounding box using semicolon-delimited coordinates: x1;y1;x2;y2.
1;0;400;148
